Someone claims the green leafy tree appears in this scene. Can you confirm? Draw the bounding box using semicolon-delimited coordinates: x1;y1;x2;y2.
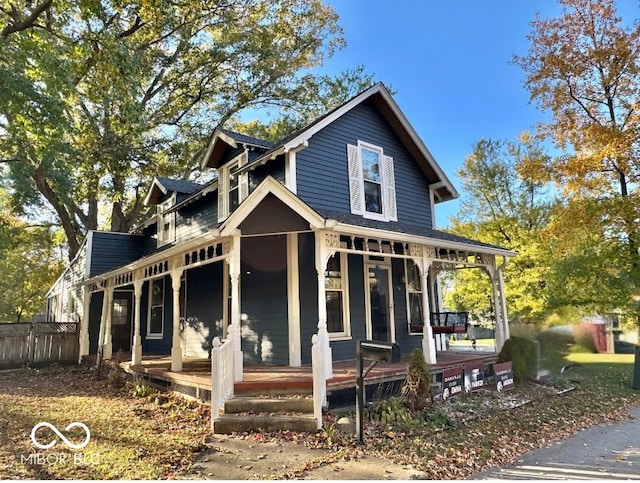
0;191;64;322
0;0;370;260
513;0;640;319
445;135;557;324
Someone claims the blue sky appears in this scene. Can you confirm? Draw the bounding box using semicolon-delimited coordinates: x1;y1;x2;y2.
319;2;587;226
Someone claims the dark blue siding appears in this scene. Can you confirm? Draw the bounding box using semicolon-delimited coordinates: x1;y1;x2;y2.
184;263;224;357
392;258;422;354
249;157;285;190
299;233;318;366
176;193;218;242
240;235;289;365
88;291;103;354
329;254;366;361
89;232;144;277
141;275;173;354
296;100;433;229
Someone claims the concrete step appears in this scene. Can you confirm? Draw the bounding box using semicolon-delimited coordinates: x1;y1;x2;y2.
212;414;319;434
225;396;314;414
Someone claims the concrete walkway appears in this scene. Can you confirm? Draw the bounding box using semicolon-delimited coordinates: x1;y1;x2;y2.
471;407;640;480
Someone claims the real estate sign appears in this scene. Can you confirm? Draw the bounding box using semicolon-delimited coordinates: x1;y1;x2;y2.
442;367;464;400
494;361;514;392
465;361;485;392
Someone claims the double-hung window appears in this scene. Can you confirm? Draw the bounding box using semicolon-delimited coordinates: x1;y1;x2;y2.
347;141;397;221
406;259;424;334
157;195;176;246
148;278;164;338
325;252;350;338
218;151;249;221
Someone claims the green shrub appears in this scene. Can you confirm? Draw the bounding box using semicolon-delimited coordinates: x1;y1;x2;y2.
498;336;538;382
369;397;413;425
401;349;433;411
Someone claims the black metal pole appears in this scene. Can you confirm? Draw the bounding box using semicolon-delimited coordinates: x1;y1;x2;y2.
356;341;364;444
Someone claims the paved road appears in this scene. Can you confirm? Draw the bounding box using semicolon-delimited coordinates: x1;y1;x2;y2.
471;407;640;480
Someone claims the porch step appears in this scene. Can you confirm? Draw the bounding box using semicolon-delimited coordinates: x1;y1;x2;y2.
212;395;317;434
224;396;314;414
212;414;318;433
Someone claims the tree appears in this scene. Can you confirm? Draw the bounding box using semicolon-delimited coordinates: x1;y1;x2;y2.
0;191;64;322
0;0;369;260
513;0;640;317
445;135;557;324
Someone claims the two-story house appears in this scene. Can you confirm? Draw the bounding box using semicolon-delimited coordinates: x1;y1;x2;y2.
46;83;514;384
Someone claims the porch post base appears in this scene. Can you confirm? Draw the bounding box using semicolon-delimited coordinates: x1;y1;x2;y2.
234;351;243;382
78;333;90;363
171;347;183;372
103;342;112;360
422;336;436;365
132;342;142;366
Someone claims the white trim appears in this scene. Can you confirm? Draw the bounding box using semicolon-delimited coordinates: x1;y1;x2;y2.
220;176;325;236
363;258;395;343
200;129;238;170
287;234;302;366
84;231;94;279
326;251;351;339
285;150;298;194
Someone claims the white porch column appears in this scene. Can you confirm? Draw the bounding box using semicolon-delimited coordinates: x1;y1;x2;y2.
497;262;510;342
229;233;243;381
287;233;302;367
420;258;437;364
132;278;143;366
491;274;505;352
315;230;333;379
170;269;184;372
78;285;91;363
102;283;114;360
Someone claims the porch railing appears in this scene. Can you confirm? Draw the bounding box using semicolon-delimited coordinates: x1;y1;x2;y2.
311;333;329;430
210;330;235;428
431;312;469;334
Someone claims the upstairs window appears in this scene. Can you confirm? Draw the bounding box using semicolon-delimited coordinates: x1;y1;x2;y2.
157;195;176;246
218;151;249;221
347;141;397;221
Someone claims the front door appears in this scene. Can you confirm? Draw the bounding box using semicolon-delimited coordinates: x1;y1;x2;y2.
365;262;395;342
111;292;133;353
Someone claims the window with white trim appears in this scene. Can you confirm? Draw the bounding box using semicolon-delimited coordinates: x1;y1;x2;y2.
325;252;350;338
218;151;249;221
147;278;164;338
405;259;424;334
157;195;176;246
347;141;397;221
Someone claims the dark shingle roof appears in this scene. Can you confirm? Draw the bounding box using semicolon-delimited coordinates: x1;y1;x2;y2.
219;128;275;150
156;177;204;195
316;210;512;254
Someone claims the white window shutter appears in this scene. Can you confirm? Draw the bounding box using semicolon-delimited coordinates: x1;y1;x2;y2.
217;167;228;222
382;154;397;221
239;173;249;201
347;144;363;215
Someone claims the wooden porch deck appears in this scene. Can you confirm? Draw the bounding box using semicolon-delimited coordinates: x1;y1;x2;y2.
92;350;498;400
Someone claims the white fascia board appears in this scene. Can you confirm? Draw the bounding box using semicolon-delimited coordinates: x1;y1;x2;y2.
200;129;237;170
332;222;517;258
219;176;325;236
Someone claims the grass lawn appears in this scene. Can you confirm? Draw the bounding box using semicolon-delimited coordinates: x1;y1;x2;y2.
0;366;210;479
1;330;639;480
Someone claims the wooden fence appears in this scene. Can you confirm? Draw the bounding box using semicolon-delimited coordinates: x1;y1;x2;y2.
0;322;79;368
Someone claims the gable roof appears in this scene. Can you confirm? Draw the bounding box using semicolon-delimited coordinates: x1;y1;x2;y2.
144;176;204;206
201;128;275;169
199;83;458;203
